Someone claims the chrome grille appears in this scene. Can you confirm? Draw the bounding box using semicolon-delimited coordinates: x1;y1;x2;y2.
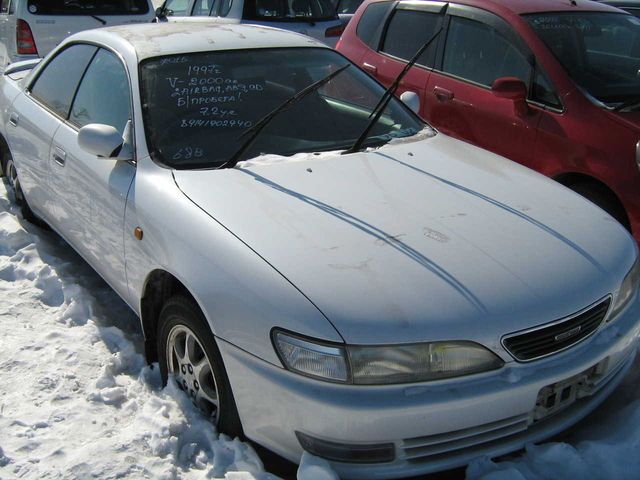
503;297;611;362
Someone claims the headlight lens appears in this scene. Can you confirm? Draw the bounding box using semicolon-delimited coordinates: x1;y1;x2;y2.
273;330;504;385
609;256;640;321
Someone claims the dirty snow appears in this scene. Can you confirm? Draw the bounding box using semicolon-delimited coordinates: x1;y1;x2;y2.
1;175;639;480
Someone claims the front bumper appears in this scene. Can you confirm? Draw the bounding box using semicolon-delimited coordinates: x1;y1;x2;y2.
218;299;640;480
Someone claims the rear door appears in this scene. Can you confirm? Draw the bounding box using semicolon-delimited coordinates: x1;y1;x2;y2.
424;6;541;165
19;0;154;58
5;43;97;222
359;1;446;119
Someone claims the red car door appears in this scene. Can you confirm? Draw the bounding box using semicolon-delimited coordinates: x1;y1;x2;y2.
359;3;446;118
424;8;542;166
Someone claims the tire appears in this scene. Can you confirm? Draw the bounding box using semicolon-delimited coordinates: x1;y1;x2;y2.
569;182;630;231
4;154;36;223
157;295;244;438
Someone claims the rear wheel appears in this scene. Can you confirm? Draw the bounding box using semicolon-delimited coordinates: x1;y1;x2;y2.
4;154;36;223
157;295;243;438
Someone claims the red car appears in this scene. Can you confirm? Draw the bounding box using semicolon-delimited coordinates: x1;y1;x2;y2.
337;0;640;242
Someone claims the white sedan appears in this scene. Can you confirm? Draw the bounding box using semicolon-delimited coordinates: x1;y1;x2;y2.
0;23;639;480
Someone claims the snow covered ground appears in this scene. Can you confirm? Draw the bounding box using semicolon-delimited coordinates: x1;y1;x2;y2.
0;177;639;480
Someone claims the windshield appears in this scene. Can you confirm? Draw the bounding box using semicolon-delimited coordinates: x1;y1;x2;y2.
139;48;424;169
26;0;149;15
525;12;640;108
243;0;337;22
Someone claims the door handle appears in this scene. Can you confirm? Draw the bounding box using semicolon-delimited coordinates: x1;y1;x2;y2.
433;86;454;102
53;147;66;166
362;62;377;75
8;112;18;127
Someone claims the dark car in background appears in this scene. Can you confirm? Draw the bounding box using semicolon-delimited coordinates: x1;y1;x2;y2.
337;0;640;243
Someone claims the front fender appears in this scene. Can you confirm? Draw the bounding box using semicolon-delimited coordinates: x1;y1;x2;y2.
124;156;344;366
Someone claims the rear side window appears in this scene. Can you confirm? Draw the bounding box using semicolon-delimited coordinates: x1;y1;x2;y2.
30;44;97;118
26;0;149;15
356;1;391;47
381;10;440;67
442;16;531;88
70;49;131;135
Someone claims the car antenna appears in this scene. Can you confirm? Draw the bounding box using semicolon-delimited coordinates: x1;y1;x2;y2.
342;26;443;155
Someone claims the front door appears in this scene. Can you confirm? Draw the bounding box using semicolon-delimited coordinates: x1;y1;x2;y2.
49;48;135;298
424;8;541;166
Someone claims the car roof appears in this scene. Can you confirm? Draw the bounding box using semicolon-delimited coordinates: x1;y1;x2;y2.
369;0;621;15
599;0;640;6
71;23;327;61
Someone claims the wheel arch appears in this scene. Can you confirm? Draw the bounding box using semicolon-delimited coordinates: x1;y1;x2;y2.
554;172;630;231
140;269;200;363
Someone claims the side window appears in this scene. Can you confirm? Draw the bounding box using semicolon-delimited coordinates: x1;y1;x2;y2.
70;49;131;135
381;10;441;67
442;16;531;88
165;0;190;15
356;1;391;48
30;44;97;118
1;0;10;14
193;0;215;15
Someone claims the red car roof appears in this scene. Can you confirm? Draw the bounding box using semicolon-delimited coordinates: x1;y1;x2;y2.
367;0;621;15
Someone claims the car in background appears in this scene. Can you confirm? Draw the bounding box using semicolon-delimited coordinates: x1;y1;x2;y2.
156;0;345;46
337;0;640;243
0;0;155;72
599;0;640;17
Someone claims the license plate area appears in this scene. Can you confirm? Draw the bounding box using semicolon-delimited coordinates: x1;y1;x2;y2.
533;359;608;422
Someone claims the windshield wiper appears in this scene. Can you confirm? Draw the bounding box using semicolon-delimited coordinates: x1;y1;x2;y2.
90;15;107;25
342;27;443;155
613;97;640;112
219;64;351;169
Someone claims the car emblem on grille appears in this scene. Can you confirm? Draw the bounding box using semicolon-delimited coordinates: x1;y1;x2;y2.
554;326;582;342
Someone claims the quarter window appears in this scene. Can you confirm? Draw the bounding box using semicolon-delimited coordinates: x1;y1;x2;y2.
442;16;531;88
30;44;97;118
381;10;441;67
70;49;131;135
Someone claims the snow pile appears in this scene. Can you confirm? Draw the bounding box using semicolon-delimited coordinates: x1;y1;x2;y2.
0;180;278;479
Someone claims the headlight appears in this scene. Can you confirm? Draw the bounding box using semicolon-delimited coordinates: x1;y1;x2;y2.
273;330;504;385
609;256;640;321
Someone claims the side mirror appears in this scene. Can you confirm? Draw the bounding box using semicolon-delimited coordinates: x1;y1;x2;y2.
78;123;132;160
491;77;528;115
400;91;421;114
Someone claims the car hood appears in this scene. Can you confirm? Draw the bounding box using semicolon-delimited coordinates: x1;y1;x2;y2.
173;134;636;348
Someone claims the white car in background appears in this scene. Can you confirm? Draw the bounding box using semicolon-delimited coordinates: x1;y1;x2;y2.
0;0;155;71
0;22;639;480
156;0;345;46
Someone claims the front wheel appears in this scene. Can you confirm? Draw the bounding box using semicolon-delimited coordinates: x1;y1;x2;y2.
157;295;243;438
